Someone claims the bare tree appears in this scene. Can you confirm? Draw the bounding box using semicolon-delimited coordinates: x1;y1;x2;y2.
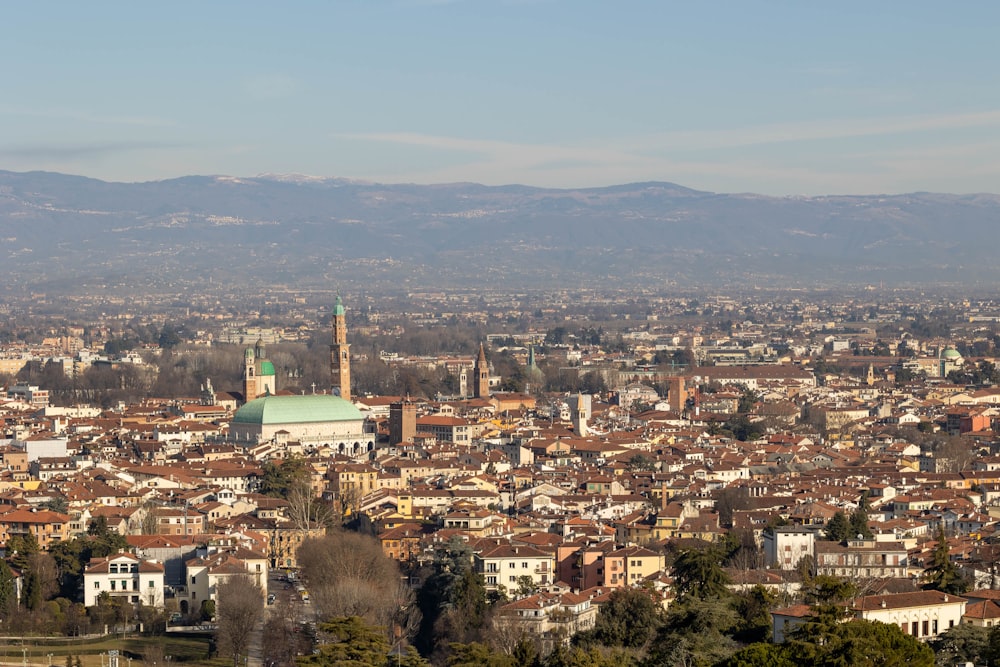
298;532;418;638
286;479;337;532
215;575;264;667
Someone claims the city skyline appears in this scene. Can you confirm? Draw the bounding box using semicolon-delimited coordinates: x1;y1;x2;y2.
3;1;1000;195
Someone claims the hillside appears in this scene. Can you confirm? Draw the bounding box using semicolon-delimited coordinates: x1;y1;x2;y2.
0;170;994;292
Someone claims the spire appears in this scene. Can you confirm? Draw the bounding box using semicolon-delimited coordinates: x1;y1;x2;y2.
474;342;489;399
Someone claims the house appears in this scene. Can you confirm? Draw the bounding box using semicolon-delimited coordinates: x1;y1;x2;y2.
182;548;268;615
763;526;816;570
0;508;71;548
494;590;597;649
476;543;554;593
83;552;166;608
851;590;966;639
773;590;966;643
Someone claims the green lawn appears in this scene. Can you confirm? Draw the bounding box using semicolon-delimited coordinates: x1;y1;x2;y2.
0;635;223;667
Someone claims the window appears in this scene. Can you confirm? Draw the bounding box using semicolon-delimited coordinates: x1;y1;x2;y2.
111;581;116;591
94;582;100;589
522;562;528;568
149;581;155;588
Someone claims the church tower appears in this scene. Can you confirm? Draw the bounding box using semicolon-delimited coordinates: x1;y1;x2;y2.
330;295;351;400
473;343;489;398
243;346;258;403
243;337;276;402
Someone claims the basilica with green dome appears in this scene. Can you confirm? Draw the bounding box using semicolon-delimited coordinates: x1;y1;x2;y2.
229;298;372;456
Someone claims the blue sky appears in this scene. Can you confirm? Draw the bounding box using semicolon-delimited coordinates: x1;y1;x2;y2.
3;1;999;195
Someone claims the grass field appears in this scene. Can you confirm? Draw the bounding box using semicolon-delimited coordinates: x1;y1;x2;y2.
0;635;223;667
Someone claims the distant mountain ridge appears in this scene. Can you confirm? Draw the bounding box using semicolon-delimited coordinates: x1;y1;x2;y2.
0;169;996;292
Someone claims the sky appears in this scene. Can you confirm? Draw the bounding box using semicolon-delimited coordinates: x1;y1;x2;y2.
3;1;1000;195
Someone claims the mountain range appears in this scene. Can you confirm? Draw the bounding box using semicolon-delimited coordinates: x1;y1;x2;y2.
0;169;995;293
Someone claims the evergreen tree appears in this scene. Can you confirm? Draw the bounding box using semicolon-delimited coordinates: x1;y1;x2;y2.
923;527;969;594
671;546;731;602
0;559;15;613
848;508;873;540
824;511;850;543
575;587;663;649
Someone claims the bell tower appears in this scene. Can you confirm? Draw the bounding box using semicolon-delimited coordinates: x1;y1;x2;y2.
474;343;489;399
330;295;351;400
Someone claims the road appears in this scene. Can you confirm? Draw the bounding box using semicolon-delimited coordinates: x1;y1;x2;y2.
250;568;313;667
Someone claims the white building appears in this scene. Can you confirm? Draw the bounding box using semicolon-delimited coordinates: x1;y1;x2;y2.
182;548;268;615
83;552;166;608
851;590;966;640
475;544;554;593
763;526;816;571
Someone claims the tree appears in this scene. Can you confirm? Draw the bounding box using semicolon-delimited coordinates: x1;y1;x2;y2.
715;643;795;667
298;531;416;638
923;528;969;594
849;508;873;540
447;641;516;667
930;622;989;667
790;618;934;667
645;596;740;666
299;615;431;666
0;559;16;615
731;585;776;644
824;511;850;543
258;456;310;499
671;546;731;602
214;575;263;667
415;538;488;658
575;588;663;649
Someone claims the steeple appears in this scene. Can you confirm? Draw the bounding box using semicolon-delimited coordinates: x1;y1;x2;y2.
474;342;489;398
330;295;351;400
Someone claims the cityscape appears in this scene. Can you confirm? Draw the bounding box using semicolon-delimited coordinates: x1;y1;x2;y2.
5;2;1000;666
1;278;1000;665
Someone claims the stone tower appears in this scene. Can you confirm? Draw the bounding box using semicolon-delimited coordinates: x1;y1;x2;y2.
474;343;489;399
330;295;351;400
389;400;417;446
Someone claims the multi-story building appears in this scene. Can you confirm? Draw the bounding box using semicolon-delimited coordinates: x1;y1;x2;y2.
763;526;817;571
0;508;71;549
83;552;166;608
476;544;554;593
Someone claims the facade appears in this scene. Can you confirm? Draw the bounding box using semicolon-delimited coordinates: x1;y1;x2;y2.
851;590;966;640
476;544;554;593
183;549;268;614
815;539;909;579
773;591;967;644
229;394;369;453
84;552;166;608
763;526;816;570
495;591;597;649
0;508;71;549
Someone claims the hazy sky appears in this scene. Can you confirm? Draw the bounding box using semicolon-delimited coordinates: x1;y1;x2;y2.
3;1;999;195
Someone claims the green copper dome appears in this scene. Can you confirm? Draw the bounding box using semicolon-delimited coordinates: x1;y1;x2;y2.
232;394;363;425
260;361;276;376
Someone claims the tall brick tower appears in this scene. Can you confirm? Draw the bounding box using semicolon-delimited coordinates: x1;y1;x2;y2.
474;342;489;399
330;295;351;400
